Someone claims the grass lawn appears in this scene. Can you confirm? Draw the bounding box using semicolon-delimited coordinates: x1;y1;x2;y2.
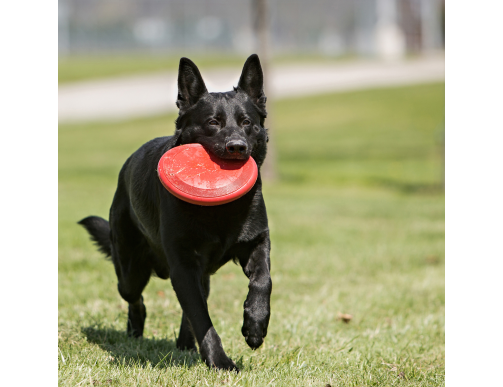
59;83;445;386
58;53;356;84
58;53;246;84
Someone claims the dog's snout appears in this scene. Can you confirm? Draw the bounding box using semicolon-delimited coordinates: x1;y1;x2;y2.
226;139;248;155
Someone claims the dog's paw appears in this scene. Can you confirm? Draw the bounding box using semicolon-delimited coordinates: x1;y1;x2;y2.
206;355;240;373
127;300;146;338
244;334;264;350
199;327;239;372
242;309;269;350
176;337;197;352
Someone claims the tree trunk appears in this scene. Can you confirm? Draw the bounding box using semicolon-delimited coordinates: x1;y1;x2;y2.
253;0;277;181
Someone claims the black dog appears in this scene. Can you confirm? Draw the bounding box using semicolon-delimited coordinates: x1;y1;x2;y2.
79;54;271;372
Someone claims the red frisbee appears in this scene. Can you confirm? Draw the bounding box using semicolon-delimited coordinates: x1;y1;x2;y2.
157;143;258;206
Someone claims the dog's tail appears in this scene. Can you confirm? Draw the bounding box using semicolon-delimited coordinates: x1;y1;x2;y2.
78;216;112;258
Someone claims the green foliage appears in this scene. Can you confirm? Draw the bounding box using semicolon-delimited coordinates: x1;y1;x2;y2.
59;83;444;386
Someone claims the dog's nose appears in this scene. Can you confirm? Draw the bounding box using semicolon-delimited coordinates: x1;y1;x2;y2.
226;140;248;155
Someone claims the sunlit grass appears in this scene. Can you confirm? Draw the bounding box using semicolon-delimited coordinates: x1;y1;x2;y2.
58;53;356;84
59;83;444;386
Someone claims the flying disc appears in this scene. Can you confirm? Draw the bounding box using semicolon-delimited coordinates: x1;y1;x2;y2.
157;143;258;206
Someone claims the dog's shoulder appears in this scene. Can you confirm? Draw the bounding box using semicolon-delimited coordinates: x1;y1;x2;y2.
123;136;175;174
117;135;176;198
133;135;177;160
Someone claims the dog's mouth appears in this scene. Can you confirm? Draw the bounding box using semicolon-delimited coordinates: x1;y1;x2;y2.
220;152;250;160
204;143;251;161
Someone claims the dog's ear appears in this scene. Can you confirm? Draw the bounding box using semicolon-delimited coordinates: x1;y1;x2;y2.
237;54;266;110
176;57;208;113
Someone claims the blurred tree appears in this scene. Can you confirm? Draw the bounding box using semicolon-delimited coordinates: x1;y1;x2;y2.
253;0;277;181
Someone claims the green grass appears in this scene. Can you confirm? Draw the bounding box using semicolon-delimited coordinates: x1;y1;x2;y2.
59;83;445;386
58;53;247;84
58;53;356;84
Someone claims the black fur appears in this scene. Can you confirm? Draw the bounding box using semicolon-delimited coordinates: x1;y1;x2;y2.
79;54;272;372
78;216;112;258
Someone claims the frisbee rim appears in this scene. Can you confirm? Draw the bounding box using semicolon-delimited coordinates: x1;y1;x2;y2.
157;144;258;206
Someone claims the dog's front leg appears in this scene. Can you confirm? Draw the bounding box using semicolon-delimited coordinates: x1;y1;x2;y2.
240;235;272;350
169;262;238;371
177;274;210;351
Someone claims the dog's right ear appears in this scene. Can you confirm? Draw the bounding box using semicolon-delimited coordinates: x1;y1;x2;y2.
176;57;208;113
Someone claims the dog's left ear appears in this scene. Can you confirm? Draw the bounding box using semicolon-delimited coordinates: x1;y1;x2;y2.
177;57;208;113
237;54;267;110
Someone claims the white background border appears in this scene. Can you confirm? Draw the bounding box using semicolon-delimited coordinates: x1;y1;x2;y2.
446;0;503;385
1;0;58;384
2;0;502;385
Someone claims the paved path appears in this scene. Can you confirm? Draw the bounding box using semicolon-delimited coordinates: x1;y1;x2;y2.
59;56;444;123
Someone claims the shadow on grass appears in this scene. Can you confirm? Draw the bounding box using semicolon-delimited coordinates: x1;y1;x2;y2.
272;173;445;195
82;326;201;369
371;179;444;195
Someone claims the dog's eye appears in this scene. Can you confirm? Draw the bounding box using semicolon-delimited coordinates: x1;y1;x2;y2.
242;119;251;126
208;120;219;126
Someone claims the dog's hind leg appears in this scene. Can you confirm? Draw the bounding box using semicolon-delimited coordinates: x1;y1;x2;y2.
114;250;152;338
117;262;151;339
176;274;210;351
110;209;153;338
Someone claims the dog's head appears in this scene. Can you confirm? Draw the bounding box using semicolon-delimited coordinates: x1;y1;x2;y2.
174;54;268;167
